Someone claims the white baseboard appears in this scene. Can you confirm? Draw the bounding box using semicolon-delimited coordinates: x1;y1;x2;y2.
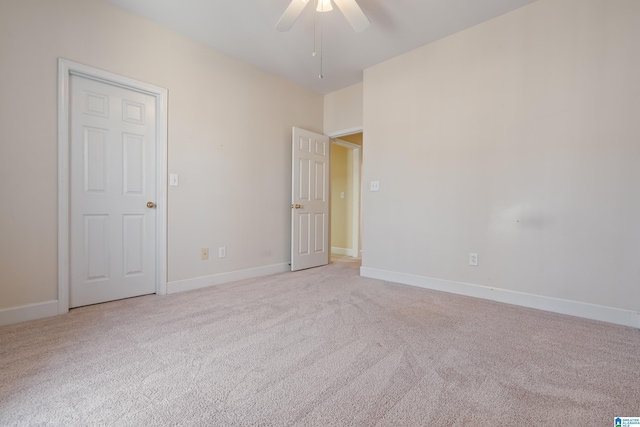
167;263;290;294
0;300;59;327
331;247;358;257
331;247;350;256
360;267;640;329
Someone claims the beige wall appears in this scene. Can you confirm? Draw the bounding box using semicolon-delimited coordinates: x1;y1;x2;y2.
362;0;640;311
0;0;323;310
331;145;351;249
324;83;363;135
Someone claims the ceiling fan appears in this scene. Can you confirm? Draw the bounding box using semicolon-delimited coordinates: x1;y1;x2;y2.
276;0;370;33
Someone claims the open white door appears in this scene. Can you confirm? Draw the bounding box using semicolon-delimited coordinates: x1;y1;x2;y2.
291;127;330;271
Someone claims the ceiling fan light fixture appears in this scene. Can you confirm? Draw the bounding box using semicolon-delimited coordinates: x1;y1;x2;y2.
316;0;333;12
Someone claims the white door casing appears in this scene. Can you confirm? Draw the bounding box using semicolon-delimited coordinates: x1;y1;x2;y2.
325;127;364;259
291;127;330;271
58;59;168;313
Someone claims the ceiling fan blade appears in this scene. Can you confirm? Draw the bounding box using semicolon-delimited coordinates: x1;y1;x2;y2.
333;0;370;32
275;0;310;32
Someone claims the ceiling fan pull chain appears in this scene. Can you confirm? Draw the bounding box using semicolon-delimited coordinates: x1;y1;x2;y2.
312;6;317;57
319;3;324;79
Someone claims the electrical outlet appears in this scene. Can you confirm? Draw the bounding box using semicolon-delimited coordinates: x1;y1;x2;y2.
469;253;478;266
201;248;209;260
219;247;226;258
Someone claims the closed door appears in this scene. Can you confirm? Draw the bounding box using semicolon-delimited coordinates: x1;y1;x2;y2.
291;127;330;271
70;74;157;308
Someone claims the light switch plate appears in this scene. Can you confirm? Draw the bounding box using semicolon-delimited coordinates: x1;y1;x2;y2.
370;181;380;192
169;174;179;186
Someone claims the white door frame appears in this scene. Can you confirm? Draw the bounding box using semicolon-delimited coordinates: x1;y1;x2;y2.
57;59;168;314
326;126;363;259
326;127;363;139
331;139;362;258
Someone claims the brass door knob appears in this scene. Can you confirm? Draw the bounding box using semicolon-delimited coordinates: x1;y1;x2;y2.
147;201;156;209
291;204;302;209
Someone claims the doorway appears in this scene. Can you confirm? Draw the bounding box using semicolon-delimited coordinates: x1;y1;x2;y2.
57;59;168;313
330;133;362;259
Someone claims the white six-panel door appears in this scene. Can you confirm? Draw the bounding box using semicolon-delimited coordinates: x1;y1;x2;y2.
70;75;157;307
291;127;330;271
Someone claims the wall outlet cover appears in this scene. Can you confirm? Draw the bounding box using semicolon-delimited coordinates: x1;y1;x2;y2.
469;253;478;266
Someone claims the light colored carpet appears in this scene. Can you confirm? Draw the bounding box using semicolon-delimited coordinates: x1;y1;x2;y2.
1;258;639;426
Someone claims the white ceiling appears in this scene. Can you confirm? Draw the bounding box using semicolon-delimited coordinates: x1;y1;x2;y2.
102;0;537;94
